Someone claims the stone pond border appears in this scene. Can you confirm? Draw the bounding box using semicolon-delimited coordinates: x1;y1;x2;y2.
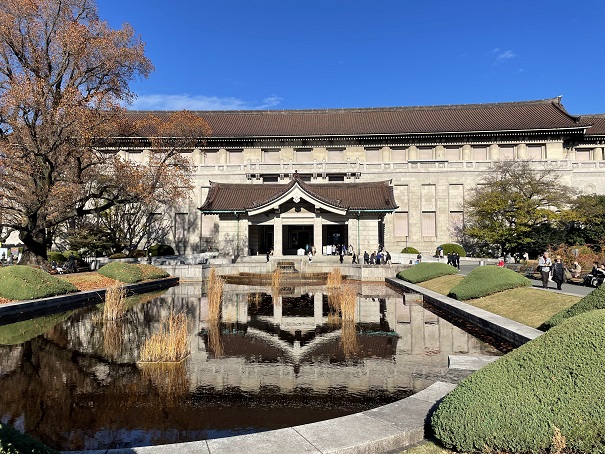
0;276;543;453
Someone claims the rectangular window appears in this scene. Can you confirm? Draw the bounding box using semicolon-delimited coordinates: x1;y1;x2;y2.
422;212;436;237
391;148;406;162
328;174;344;181
263;149;281;163
296;148;312;162
528;145;543;159
262;175;279;183
204;150;218;165
365;147;381;162
576;149;591;161
445;147;460;161
327;148;344;162
472;146;487;160
394;212;409;237
228;149;243;164
418;147;433;160
500;145;515;160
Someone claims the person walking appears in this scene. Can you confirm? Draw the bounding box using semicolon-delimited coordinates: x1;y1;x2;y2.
538;252;553;289
552;256;565;290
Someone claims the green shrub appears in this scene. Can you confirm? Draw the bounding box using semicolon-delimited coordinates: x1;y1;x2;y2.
540;283;605;330
401;246;420;254
396;262;458;284
98;262;143;283
149;244;175;257
0;266;77;300
61;250;80;260
447;265;531;300
431;309;605;454
0;423;58;453
108;252;128;259
47;251;66;264
138;264;169;280
438;243;466;257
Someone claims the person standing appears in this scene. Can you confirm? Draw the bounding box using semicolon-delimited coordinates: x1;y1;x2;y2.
552;256;565;290
538;252;553;289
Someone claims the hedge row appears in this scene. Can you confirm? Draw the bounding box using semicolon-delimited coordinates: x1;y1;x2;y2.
396;262;458;283
431;309;605;453
0;266;77;300
447;265;531;300
540;283;605;330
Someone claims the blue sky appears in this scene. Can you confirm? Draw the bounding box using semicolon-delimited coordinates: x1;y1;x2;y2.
97;0;605;115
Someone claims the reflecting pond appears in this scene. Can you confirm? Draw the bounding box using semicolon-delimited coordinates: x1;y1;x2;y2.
0;282;504;451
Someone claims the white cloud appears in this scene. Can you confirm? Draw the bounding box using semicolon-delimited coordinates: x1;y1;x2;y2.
494;49;516;61
130;94;284;111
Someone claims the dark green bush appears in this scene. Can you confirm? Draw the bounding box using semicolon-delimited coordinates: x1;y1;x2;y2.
47;251;66;264
447;265;531;300
98;262;143;283
149;244;175;257
431;309;605;453
0;266;77;300
108;252;128;259
540;283;605;330
438;243;466;257
0;423;58;453
396;262;458;283
400;246;420;254
61;250;80;260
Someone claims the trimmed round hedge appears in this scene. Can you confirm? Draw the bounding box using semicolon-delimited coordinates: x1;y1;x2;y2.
540;283;605;331
401;246;420;254
98;262;144;283
396;262;458;284
0;266;77;300
431;309;605;453
447;265;531;300
149;244;175;257
438;243;466;257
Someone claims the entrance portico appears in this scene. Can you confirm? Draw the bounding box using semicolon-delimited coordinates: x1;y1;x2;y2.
200;172;397;258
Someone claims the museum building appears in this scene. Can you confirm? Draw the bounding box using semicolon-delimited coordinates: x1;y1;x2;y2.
118;97;605;257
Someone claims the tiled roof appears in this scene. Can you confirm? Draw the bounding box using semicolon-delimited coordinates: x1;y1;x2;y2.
127;98;587;138
580;114;605;135
200;174;398;213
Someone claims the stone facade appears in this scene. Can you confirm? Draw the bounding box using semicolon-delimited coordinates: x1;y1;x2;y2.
110;98;605;257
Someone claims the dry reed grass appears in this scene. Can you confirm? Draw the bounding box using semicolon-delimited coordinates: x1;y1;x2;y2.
326;268;342;288
341;320;359;357
207;320;224;357
326;311;341;328
139;311;189;363
207;268;224;321
103;284;126;321
140;361;189;403
271;268;282;293
102;321;124;359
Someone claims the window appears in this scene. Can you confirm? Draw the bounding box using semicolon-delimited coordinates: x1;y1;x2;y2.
472;146;487;160
228;149;243;164
422;212;436;237
500;145;514;160
365;147;381;162
296;148;312;162
262;175;279;183
445;147;460;161
576;149;591;161
328;174;344;181
528;145;543;160
263;149;281;163
327;148;344;162
394;212;409;237
391;148;406;162
418;147;433;160
204;150;218;165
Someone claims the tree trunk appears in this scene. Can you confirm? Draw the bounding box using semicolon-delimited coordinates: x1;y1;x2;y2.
19;229;51;270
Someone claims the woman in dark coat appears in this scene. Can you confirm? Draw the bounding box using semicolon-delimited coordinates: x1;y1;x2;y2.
552;256;565;290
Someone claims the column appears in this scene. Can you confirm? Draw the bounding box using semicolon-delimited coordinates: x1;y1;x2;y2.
273;213;282;256
314;212;322;255
314;292;323;326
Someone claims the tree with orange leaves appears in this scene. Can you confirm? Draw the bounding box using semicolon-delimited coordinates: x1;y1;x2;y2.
0;0;209;266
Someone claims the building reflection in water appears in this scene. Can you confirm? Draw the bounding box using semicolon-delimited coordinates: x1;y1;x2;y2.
0;282;503;451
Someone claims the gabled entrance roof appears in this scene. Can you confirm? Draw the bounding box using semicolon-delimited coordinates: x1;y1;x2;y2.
199;172;398;215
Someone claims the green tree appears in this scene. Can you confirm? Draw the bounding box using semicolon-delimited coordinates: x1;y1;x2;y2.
564;194;605;251
463;160;574;253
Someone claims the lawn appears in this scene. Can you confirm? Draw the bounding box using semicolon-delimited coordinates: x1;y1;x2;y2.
417;275;580;328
